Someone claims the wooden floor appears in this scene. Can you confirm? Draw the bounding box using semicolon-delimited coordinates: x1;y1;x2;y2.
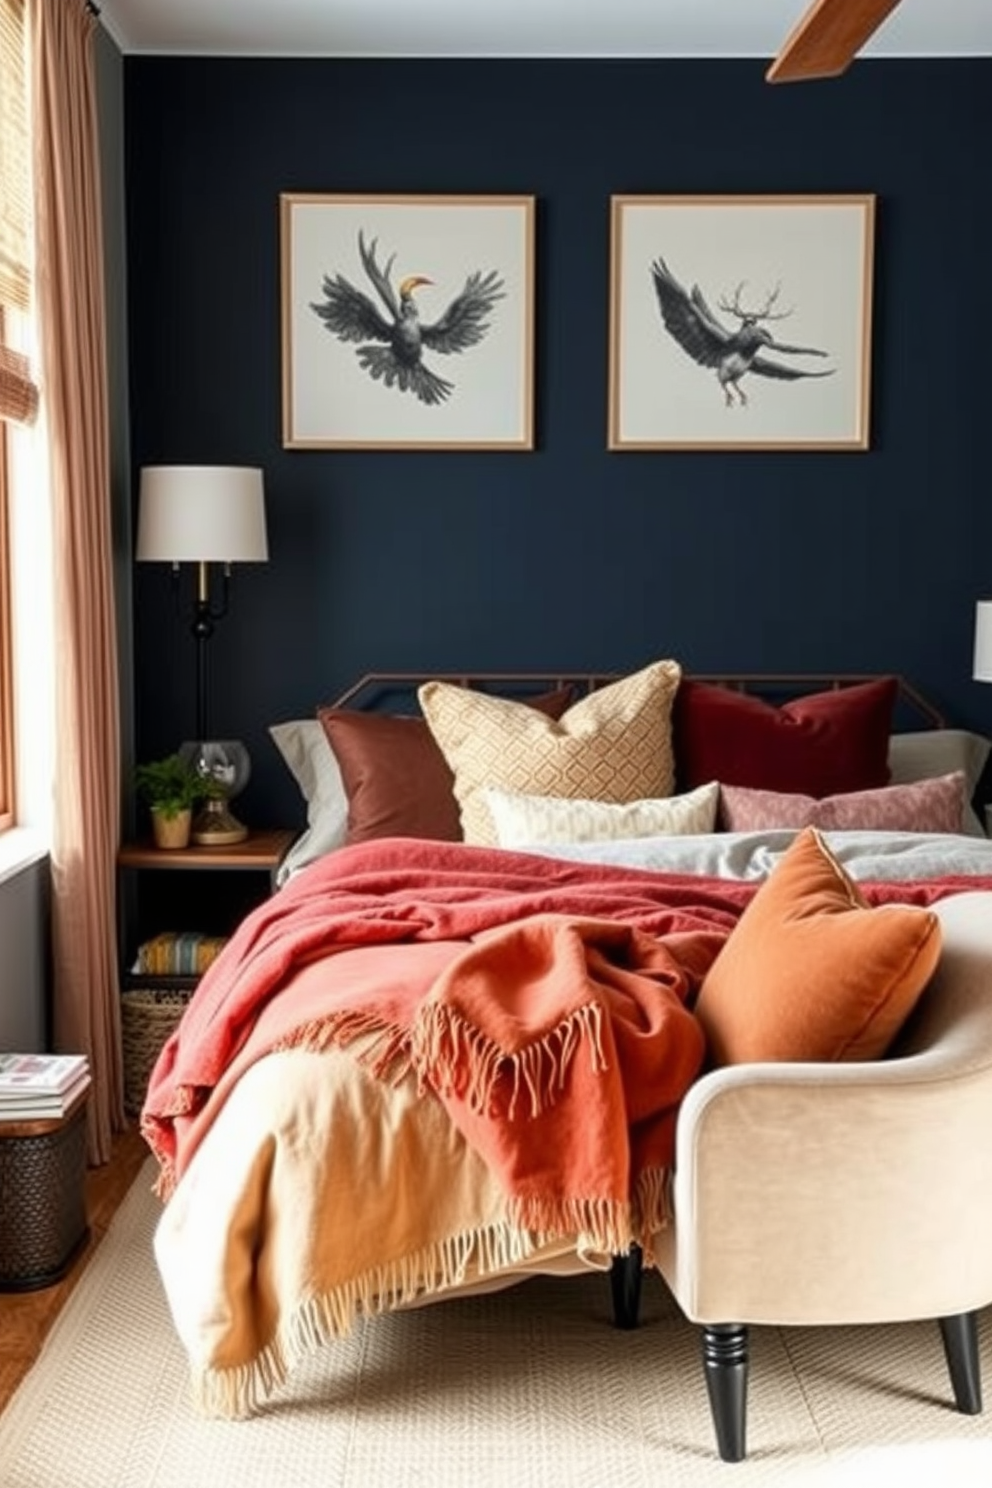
0;1122;149;1414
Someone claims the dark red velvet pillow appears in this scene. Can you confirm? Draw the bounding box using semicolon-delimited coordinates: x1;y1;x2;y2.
318;687;573;845
673;677;899;798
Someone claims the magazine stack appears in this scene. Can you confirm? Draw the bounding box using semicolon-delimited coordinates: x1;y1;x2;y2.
0;1053;91;1121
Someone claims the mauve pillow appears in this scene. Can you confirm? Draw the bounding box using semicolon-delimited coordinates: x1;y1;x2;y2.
674;677;899;797
318;688;573;846
719;771;967;835
888;730;990;837
693;826;941;1067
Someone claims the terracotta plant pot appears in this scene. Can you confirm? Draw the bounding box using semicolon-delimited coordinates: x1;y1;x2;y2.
151;807;192;851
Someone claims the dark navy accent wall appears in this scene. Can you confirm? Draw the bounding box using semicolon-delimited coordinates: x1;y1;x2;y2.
124;58;992;830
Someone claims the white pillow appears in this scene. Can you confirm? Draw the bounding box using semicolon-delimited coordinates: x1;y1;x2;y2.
483;781;720;850
888;730;990;837
268;719;348;881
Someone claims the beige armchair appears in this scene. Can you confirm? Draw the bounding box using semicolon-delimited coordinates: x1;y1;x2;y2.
623;890;992;1462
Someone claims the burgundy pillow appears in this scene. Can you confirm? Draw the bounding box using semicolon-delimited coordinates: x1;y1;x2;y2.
318;688;573;845
674;677;899;797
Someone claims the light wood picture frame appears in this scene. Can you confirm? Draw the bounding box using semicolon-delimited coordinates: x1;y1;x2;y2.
608;194;875;451
281;193;535;451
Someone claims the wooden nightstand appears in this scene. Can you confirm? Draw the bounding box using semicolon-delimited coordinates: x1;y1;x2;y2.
116;828;297;1114
117;828;297;883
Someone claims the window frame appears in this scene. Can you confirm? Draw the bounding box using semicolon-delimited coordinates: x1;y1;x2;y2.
0;411;13;830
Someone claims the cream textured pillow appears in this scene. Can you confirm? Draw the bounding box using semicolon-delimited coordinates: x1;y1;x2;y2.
419;659;682;846
484;781;719;849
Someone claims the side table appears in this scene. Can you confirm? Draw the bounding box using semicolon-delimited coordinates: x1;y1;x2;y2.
116;828;296;1114
0;1086;89;1291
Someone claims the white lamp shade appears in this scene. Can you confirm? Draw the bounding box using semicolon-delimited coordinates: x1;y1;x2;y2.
136;465;268;563
975;601;992;682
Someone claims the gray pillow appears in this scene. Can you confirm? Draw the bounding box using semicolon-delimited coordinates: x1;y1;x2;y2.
268;719;348;881
888;730;990;837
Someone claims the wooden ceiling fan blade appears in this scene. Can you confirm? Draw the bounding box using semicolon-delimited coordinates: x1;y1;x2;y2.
766;0;903;83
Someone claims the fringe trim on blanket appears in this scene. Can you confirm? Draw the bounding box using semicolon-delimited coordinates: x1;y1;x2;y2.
148;1157;173;1201
412;1001;607;1120
189;1217;565;1421
631;1166;673;1264
507;1194;633;1259
274;1010;413;1082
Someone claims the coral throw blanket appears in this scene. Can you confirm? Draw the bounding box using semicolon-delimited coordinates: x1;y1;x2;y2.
142;840;756;1221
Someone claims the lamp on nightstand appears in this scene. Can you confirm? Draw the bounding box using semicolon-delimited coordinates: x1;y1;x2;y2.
136;465;268;845
973;602;992;838
974;602;992;684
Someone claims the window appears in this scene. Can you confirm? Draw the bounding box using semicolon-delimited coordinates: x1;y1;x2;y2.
0;417;11;829
0;0;40;830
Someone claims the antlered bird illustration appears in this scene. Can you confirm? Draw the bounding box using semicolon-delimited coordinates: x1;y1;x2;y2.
650;257;834;407
310;231;505;407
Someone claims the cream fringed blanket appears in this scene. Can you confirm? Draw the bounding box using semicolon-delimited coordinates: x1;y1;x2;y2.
155;1040;616;1419
143;839;758;1416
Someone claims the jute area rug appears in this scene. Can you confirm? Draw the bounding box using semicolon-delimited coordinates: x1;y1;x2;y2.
1;1163;991;1488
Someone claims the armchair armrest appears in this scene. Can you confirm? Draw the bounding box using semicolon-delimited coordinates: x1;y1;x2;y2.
654;892;992;1326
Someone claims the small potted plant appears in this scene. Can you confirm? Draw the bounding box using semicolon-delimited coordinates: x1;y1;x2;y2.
135;753;206;850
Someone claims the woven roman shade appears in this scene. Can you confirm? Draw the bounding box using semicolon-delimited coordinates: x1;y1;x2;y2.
0;0;39;424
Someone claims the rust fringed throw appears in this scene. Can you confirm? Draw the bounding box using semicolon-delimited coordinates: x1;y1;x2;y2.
409;914;708;1252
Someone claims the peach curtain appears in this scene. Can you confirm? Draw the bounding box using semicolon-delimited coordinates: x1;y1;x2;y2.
30;0;123;1162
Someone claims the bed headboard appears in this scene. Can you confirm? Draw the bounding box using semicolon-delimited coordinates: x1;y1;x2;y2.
329;672;946;731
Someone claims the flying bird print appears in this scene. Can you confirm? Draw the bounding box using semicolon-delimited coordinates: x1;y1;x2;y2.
649;257;834;407
310;231;505;407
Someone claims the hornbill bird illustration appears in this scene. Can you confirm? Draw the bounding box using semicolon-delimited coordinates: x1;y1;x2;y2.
310;231;505;407
649;257;834;407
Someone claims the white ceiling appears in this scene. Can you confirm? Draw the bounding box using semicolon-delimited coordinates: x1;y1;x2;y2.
95;0;992;61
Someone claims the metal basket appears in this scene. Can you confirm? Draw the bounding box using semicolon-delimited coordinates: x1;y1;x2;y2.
0;1099;89;1291
121;986;192;1116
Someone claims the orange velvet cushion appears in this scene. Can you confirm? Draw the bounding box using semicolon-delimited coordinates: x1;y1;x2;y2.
693;827;941;1066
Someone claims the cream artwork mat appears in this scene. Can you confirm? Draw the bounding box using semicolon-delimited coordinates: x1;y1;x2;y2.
281;193;535;451
609;193;875;451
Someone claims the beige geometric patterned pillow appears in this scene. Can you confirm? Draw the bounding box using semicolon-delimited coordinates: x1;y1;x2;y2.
418;659;683;845
484;780;719;849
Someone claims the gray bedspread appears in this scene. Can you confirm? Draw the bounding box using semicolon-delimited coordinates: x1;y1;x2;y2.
516;829;992;882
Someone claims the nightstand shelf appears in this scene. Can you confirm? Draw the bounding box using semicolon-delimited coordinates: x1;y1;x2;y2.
116;828;296;1114
117;828;297;877
118;827;296;983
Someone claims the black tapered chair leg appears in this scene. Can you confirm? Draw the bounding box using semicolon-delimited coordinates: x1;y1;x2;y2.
702;1323;749;1463
939;1311;983;1414
609;1243;643;1329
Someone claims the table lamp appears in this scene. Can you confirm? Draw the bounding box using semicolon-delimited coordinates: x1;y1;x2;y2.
974;602;992;685
136;465;268;844
973;602;992;838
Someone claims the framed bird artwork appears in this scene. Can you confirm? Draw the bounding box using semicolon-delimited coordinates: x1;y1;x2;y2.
607;194;875;452
280;193;535;450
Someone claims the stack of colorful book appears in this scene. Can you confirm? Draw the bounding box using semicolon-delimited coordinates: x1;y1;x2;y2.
0;1052;91;1121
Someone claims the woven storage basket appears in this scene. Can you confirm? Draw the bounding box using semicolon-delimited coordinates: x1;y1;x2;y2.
0;1096;89;1291
121;986;192;1116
